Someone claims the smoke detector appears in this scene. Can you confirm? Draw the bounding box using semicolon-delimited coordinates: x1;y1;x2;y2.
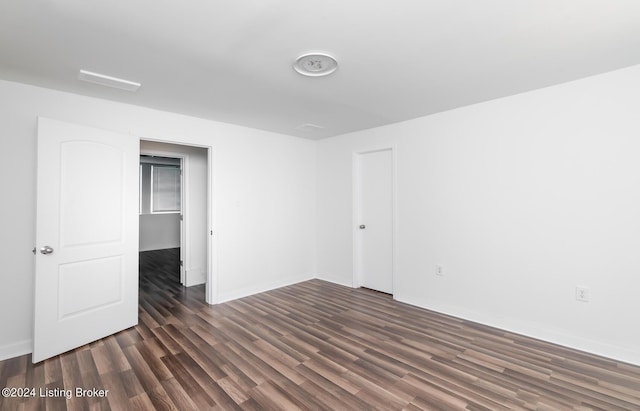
293;53;338;77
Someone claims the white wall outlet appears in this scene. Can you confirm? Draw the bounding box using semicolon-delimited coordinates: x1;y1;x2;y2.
576;286;590;302
436;264;444;276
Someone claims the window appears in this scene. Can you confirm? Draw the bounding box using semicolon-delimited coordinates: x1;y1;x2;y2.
139;156;181;214
151;165;181;213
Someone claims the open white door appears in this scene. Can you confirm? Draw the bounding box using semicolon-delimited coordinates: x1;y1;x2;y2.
33;117;139;363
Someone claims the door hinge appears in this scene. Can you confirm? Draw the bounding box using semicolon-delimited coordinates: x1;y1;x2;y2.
180;260;183;266
180;215;183;221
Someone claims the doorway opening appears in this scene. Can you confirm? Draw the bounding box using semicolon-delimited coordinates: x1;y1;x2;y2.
139;154;184;285
139;140;210;301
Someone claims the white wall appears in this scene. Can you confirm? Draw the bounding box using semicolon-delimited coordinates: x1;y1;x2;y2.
139;214;180;251
316;64;640;366
0;79;316;360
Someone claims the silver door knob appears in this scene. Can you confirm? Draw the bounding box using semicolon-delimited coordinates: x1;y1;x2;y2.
40;246;54;255
359;225;366;229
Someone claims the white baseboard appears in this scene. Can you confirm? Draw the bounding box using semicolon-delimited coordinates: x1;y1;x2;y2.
314;274;353;289
0;339;32;361
185;266;205;287
217;273;315;304
398;296;640;367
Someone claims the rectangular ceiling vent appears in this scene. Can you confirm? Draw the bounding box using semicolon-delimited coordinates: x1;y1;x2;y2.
296;123;324;132
78;70;141;92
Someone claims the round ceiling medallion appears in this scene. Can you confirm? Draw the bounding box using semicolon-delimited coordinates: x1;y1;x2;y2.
293;53;338;77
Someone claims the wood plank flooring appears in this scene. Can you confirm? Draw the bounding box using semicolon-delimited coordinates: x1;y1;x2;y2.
1;248;639;410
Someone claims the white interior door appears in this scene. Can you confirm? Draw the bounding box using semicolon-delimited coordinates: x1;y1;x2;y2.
33;117;139;363
357;149;393;294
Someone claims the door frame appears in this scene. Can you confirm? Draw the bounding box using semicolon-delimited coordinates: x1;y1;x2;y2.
139;150;188;285
139;139;217;305
352;145;397;294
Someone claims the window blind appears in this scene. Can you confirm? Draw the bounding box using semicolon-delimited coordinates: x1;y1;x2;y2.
151;165;181;212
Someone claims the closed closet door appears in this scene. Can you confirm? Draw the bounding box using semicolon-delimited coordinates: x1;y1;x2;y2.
357;149;393;294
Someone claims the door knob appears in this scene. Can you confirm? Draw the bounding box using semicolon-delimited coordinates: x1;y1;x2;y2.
359;225;366;229
40;246;54;255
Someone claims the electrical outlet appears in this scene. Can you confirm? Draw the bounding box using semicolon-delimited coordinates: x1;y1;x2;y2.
435;264;444;276
576;286;590;302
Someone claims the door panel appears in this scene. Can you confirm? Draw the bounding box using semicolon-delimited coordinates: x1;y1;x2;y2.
58;256;124;319
33;117;139;363
358;149;393;294
60;141;124;247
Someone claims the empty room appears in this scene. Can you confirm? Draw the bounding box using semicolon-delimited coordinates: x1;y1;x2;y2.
1;1;639;410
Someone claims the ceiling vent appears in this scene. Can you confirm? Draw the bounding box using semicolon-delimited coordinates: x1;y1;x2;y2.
296;123;325;132
293;53;338;77
78;70;141;92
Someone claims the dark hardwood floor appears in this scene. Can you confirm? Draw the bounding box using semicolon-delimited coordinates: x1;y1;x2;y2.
1;249;639;410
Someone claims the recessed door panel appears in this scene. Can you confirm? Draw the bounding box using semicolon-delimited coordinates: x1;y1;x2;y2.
60;142;124;247
59;256;123;319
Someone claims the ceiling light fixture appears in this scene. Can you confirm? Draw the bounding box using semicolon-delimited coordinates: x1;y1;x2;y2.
78;70;141;92
293;53;338;77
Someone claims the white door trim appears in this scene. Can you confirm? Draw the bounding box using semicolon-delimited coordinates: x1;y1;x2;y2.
206;147;217;305
352;145;397;295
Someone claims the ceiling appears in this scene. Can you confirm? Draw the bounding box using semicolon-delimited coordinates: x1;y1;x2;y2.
2;1;640;140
